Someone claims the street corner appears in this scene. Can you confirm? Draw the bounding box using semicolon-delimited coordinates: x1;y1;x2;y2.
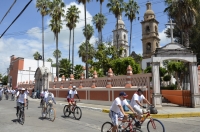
102;109;110;113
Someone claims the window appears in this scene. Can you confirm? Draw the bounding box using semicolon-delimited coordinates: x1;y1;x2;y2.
146;26;150;33
155;26;158;33
146;42;151;51
124;34;126;40
147;62;151;67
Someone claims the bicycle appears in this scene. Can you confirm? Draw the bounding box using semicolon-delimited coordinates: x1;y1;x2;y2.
131;105;165;132
63;100;82;120
26;99;29;110
40;96;45;107
18;104;25;125
11;95;15;101
41;100;56;122
5;93;9;100
101;114;142;132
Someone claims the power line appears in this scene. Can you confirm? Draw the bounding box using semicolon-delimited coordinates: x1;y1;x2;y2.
0;0;33;38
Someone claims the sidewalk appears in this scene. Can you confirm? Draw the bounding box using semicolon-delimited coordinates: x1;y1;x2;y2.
29;98;200;119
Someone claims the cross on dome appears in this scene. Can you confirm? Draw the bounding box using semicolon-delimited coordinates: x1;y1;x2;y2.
166;19;176;43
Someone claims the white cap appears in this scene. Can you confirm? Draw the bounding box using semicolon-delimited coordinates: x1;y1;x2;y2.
72;86;76;89
21;88;25;91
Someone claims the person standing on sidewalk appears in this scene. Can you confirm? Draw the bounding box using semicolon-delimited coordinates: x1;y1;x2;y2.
109;91;136;132
130;88;152;127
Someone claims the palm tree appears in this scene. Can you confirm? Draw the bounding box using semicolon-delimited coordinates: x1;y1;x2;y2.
59;58;72;78
107;0;124;56
53;49;61;59
83;24;94;42
92;13;107;44
76;0;91;78
33;51;41;67
164;0;200;47
46;58;53;63
65;5;81;74
36;0;50;67
96;0;104;14
124;0;139;56
78;41;95;63
48;0;65;78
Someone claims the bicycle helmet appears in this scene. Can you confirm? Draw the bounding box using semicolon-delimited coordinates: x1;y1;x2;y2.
72;86;76;89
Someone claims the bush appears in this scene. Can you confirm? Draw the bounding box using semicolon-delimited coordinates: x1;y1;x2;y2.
161;84;177;90
163;75;171;82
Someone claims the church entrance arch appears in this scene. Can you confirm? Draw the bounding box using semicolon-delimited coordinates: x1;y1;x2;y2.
151;42;200;108
34;67;51;92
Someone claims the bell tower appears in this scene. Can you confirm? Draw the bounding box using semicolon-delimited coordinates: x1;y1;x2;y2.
141;2;160;59
113;14;129;57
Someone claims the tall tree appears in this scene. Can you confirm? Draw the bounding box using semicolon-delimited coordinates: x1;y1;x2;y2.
124;0;139;56
59;58;72;78
48;0;65;78
92;13;107;44
46;58;53;63
107;0;124;56
164;0;200;47
96;0;104;14
33;51;41;67
36;0;50;67
53;49;61;59
65;5;81;74
76;0;91;78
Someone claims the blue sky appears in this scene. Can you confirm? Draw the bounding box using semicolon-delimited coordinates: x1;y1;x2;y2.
0;0;171;75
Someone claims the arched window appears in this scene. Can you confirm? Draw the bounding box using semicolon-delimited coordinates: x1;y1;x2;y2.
146;42;151;51
124;34;126;40
146;26;150;33
155;26;158;33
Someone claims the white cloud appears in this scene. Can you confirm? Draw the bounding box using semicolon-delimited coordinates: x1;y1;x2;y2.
159;28;171;47
0;2;95;75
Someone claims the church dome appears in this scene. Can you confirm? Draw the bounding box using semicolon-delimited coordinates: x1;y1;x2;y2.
144;9;155;16
118;19;125;25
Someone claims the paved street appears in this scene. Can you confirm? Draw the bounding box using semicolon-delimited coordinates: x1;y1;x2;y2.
1;98;200;132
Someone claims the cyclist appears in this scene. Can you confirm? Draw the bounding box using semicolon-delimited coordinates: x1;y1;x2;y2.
40;90;45;107
43;90;56;117
109;91;136;132
16;88;26;117
67;86;80;110
130;88;152;127
11;88;16;100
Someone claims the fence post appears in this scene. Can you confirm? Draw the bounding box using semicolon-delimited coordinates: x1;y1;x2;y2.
106;68;113;88
68;74;74;89
91;70;98;88
79;73;85;88
60;75;65;89
53;76;57;89
125;65;133;88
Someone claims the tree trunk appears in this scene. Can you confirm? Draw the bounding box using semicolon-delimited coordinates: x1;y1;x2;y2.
100;2;102;43
85;4;88;79
116;16;119;57
56;32;58;78
69;29;71;68
72;28;75;74
42;15;45;67
184;29;189;47
129;21;133;56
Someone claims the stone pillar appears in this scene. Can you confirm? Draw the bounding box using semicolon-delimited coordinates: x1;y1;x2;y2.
91;71;98;88
53;76;57;89
125;65;133;88
106;68;113;88
79;73;85;88
60;75;65;89
189;62;200;107
152;62;162;107
68;74;74;89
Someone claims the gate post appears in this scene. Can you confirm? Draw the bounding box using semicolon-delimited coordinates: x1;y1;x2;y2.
189;62;200;107
152;62;162;107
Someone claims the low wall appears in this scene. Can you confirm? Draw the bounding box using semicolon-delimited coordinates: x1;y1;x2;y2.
48;87;148;105
161;90;191;107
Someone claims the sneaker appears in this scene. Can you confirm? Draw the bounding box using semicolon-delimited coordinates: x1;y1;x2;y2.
135;121;141;128
43;114;46;117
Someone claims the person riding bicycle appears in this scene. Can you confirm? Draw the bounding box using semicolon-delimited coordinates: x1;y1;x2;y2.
40;90;45;106
130;88;152;127
43;90;56;117
67;86;80;110
16;88;26;117
109;91;136;132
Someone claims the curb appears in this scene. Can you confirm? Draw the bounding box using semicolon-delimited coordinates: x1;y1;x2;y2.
102;109;200;119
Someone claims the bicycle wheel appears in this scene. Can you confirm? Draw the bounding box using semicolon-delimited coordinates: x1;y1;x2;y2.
26;100;28;110
63;105;71;117
41;107;47;118
147;118;165;132
132;128;143;132
101;122;113;132
21;111;25;125
49;107;56;122
73;107;82;120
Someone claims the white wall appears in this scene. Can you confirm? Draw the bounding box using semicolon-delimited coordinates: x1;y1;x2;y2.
141;58;151;70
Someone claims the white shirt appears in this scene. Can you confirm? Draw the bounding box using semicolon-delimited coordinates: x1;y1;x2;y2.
130;93;145;108
46;93;54;103
67;90;77;99
18;93;27;103
110;97;129;114
44;91;49;99
24;90;29;99
41;91;44;96
0;89;3;96
12;90;16;94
